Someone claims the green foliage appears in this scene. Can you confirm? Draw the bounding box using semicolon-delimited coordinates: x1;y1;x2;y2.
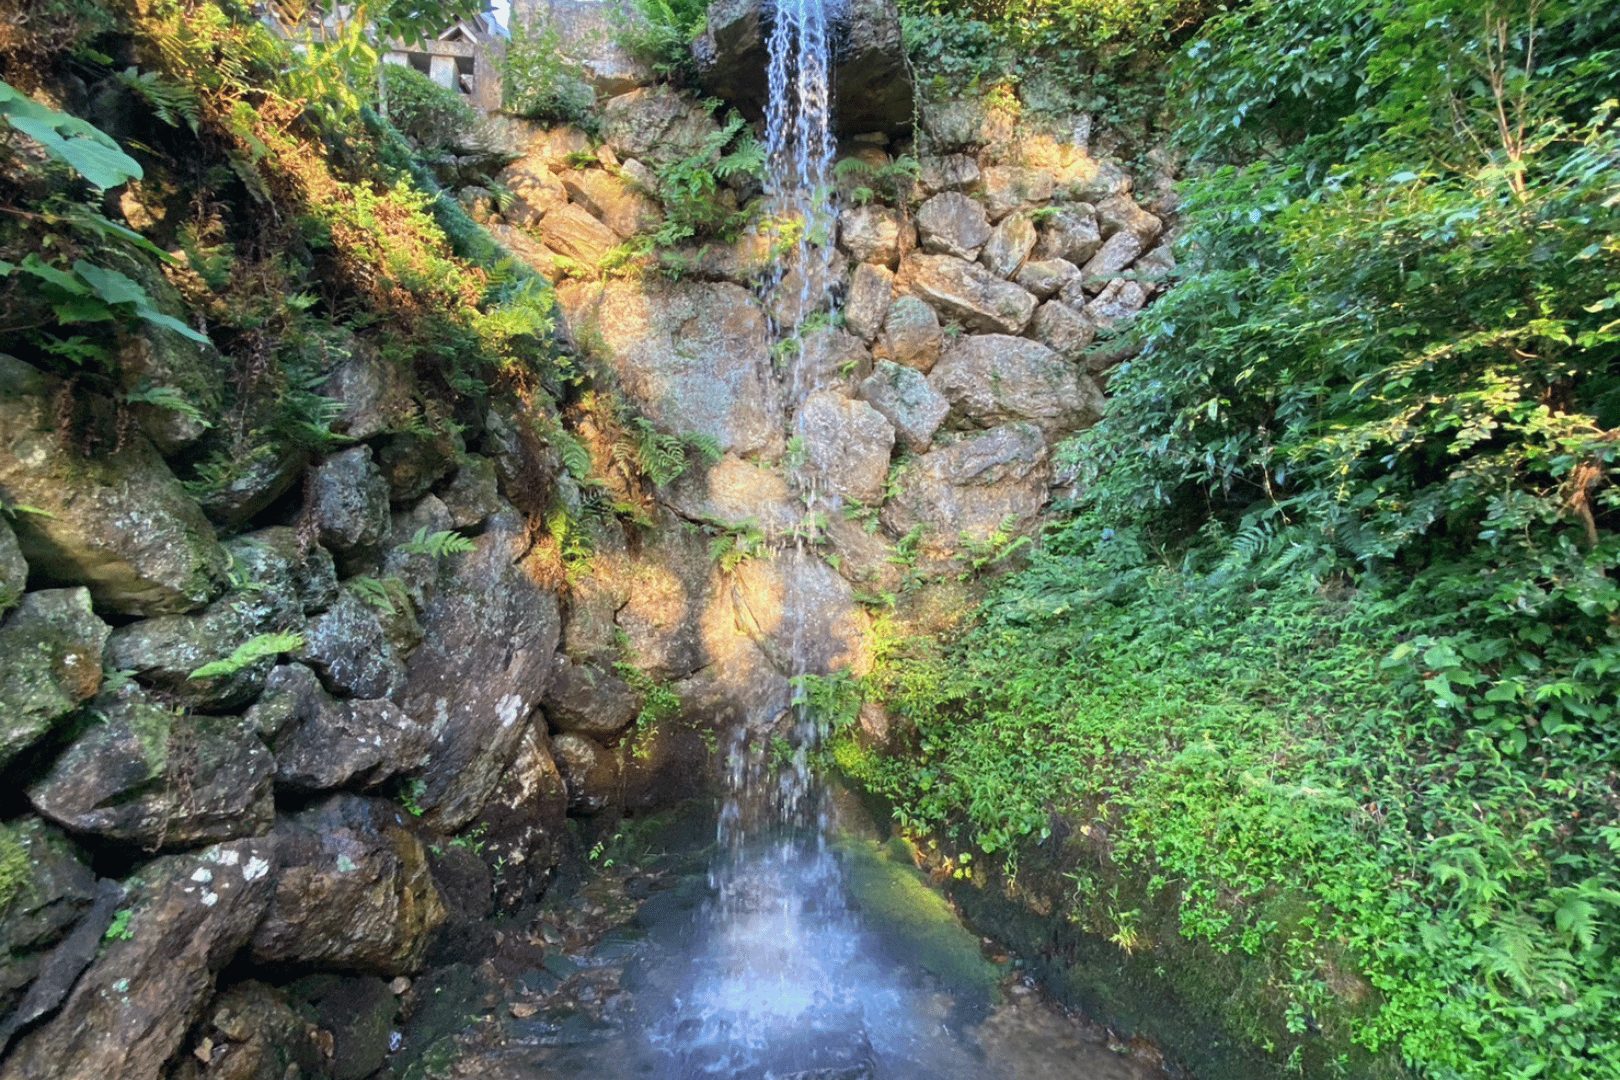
0;826;30;914
187;632;304;680
615;661;683;736
380;63;479;150
645;111;765;248
617;0;711;76
349;576;411;617
396;527;476;558
115;67;199;132
709;521;767;573
0;79;142;188
503;14;596;125
103;908;135;941
611;414;720;487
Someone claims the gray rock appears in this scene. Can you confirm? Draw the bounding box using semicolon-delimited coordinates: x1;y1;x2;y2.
837;205;911;268
1134;241;1177;291
620;724;712;814
833;0;914;136
1084;278;1151;331
981;166;1054;221
0;355;227;616
175;981;325;1080
917;192;991;261
320;343;413;441
558;279;785;458
561;165;662;238
844;262;894;342
920;98;989;152
0;837;276;1080
375;427;463;506
497;149;568;228
1095;192;1163;244
880;296;943;372
193;439;307;530
979;212;1037;279
797;326;873;395
301;585;407;700
858;361;950;454
223;527;339;617
112;269;221;456
310;446;391;556
918;153;980;195
542;657;638;740
1031;206;1102;265
251;795;443;974
0;589;108;768
473;724;567;909
881;423;1052;560
255;664;430;791
400;512;562;829
0;818;95;1021
551;732;620;814
539;203;621;265
599;86;718;167
0;517;25;616
693;0;769;114
1014;258;1080;300
27;684;274;849
796;391;896;504
1067;155;1132;202
1080;230;1146;288
0;878;120;1056
1030;300;1098;362
897;253;1037;335
437;456;502;530
930;334;1104;437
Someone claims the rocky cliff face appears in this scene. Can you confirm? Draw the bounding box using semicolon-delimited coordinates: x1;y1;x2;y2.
0;0;1175;1074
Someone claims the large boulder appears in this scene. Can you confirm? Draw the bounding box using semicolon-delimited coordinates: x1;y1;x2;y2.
838;205;911;268
1030;300;1098;362
111;267;221;456
105;594;283;713
981;165;1054;221
437;457;503;530
896;254;1036;335
980;212;1037;279
558;279;785;458
598;86;718;167
929;334;1104;436
309;446;391;557
539;203;621;265
844;262;894;342
0;837;276;1080
550;732;620;814
541;657;639;740
663;453;801;537
858;361;950;453
916;192;991;260
169;982;326;1080
400;511;562;830
880;295;943;372
0;589;108;768
319;340;414;441
561;166;661;239
1031;206;1103;265
473;724;568;909
795;391;896;504
251;664;430;792
250;795;444;974
0;355;227;616
222;527;339;618
301;584;407;700
27;684;275;850
881;423;1053;559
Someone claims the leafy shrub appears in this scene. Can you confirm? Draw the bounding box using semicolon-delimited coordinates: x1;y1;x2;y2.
617;0;711;77
503;14;595;125
380;63;479;151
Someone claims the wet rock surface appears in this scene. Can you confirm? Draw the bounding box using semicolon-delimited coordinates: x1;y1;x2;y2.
0;589;108;768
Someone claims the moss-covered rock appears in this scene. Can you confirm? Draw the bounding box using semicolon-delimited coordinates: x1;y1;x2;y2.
0;518;25;617
0;356;229;616
0;818;95;1021
0;588;109;768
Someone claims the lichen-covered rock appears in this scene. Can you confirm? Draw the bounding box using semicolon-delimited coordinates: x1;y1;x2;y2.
0;518;25;616
319;342;413;441
301;585;406;700
1067;154;1132;202
375;427;463;506
0;588;108;768
400;511;562;830
539;202;620;265
980;212;1037;279
1014;258;1080;300
920;98;990;152
0;355;227;616
796;391;896;504
797;326;872;394
558;279;785;457
880;296;943;373
252;664;430;791
1030;300;1098;361
542;657;638;740
0;838;275;1080
598;86;718;166
193;440;308;531
859;361;950;454
551;732;620;814
250;795;442;974
930;334;1104;436
837;205;911;268
918;152;980;195
897;253;1036;335
844;262;894;342
105;596;275;713
0;818;96;1023
916;192;991;260
1079;230;1146;287
1031;206;1102;265
833;0;914;135
27;684;275;849
437;456;502;530
1134;241;1178;291
1083;277;1151;331
222;527;339;618
560;166;661;238
310;446;391;556
981;166;1054;221
881;423;1052;559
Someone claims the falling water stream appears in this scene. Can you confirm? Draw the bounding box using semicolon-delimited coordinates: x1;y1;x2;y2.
431;6;1174;1077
